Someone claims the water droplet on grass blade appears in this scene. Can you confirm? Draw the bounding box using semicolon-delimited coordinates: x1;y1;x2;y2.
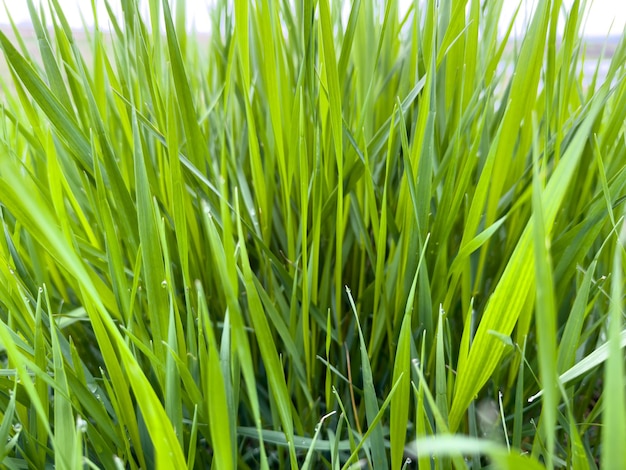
76;416;88;432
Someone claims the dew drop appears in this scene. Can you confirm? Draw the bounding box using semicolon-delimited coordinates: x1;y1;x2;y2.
76;416;88;433
113;455;125;470
161;280;168;288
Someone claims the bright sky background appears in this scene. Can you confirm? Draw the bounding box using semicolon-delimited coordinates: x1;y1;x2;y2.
0;0;624;37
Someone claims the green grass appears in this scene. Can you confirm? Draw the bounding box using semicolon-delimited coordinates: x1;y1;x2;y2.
0;0;625;468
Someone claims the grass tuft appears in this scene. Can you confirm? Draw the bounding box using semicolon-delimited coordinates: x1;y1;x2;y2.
0;0;625;467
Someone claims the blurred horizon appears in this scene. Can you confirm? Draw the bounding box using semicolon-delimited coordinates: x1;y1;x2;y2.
0;0;624;40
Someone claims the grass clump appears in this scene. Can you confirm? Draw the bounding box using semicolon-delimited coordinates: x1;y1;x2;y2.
0;0;625;468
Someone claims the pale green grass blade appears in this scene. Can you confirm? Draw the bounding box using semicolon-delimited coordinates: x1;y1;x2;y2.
301;412;336;470
404;435;546;470
531;327;626;401
237;424;352;453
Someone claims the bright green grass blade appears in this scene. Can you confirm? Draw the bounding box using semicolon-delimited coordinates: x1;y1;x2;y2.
114;339;187;469
411;344;466;468
0;30;92;170
531;125;558;468
186;405;199;470
164;88;191;292
132;111;167;360
47;286;77;470
164;299;183;447
233;193;297;466
218;311;238;468
345;287;388;469
234;0;249;86
0;156;185;468
196;282;234;470
449;83;610;431
200;199;269;469
341;374;403;470
256;2;290;227
319;0;344;332
556;261;596;373
558;381;590;470
252;277;310;400
512;337;527;451
25;0;71;106
32;286;49;467
0;381;18;462
370;106;394;355
0;317;51;443
435;305;449;429
481;0;550;230
160;0;205;167
389;283;414;469
601;231;626;467
337;0;361;80
413;377;431;468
